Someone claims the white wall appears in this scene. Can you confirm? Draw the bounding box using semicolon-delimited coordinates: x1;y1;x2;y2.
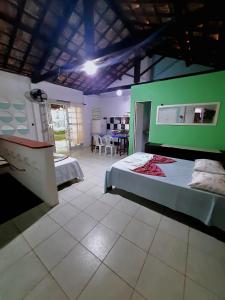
0;70;37;139
31;81;83;104
83;95;100;146
98;91;130;118
32;82;101;147
0;70;101;147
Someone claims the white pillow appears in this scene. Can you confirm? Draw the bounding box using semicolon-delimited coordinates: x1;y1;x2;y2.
189;171;225;196
194;159;225;175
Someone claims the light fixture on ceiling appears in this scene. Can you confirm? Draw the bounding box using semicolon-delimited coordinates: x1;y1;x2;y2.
83;60;97;75
116;89;122;96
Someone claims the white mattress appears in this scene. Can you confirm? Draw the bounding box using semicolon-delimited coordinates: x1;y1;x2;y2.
54;156;84;185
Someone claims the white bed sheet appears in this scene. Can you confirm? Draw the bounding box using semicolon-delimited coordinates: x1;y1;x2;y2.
55;156;84;186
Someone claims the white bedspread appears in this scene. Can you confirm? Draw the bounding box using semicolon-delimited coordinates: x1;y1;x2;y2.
55;156;84;186
122;153;153;170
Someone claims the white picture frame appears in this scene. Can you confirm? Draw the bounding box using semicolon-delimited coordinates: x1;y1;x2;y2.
156;102;220;126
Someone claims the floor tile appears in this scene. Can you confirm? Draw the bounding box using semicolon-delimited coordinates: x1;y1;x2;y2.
46;202;66;216
74;181;96;192
158;216;189;242
49;203;80;226
81;223;119;260
104;237;146;287
134;207;161;228
69;193;97;210
85;186;104;199
34;228;77;270
136;255;184;300
13;206;46;232
184;278;219;300
101;208;131;234
0;220;20;247
0;234;31;273
59;187;82;202
84;201;112;221
189;228;225;260
24;274;69;300
22;216;60;248
187;246;225;299
122;219;155;252
78;264;133;300
115;198;140;217
64;212;97;241
99;193;121;207
0;251;47;300
131;292;146;300
51;244;100;299
150;230;187;273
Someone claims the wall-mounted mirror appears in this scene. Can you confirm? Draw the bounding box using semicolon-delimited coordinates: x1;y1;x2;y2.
156;102;220;125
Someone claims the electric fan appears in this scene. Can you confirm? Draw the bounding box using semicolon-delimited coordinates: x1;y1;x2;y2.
25;89;47;103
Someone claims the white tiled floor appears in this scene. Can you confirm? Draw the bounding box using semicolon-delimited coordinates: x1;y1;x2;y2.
0;147;225;300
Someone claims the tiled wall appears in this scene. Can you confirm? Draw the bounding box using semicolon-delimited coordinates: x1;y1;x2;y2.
106;117;129;131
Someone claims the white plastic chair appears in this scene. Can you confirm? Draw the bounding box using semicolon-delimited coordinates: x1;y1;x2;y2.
103;135;116;156
93;135;105;155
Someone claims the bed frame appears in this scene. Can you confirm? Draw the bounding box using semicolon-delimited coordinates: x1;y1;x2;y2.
145;142;225;164
105;150;225;231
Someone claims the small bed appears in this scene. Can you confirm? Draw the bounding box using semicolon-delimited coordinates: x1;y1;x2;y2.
105;152;225;231
54;154;84;186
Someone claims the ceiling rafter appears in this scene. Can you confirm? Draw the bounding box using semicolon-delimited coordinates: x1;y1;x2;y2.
83;0;95;57
31;0;80;82
104;0;137;36
0;11;81;60
1;0;224;92
18;0;52;72
3;0;26;67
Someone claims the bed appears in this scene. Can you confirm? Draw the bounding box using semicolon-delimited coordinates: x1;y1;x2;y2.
105;152;225;231
54;154;84;186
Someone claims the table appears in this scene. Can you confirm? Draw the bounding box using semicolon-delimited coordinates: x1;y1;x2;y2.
111;134;129;155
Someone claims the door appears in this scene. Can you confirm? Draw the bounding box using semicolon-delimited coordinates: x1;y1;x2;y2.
67;105;84;149
134;101;151;152
50;104;70;154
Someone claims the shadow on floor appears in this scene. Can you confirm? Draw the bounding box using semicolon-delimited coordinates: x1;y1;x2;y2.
110;188;225;243
0;173;43;225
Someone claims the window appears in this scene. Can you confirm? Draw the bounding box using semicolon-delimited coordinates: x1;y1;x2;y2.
67;106;84;147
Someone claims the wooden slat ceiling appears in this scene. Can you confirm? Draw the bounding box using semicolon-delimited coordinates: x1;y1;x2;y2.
0;0;224;93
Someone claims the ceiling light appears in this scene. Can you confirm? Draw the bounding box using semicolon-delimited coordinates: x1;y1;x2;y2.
83;60;97;75
116;89;122;96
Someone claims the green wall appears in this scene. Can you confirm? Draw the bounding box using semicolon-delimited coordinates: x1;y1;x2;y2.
130;70;225;153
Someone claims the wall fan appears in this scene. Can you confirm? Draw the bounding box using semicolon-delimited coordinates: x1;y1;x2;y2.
25;89;48;103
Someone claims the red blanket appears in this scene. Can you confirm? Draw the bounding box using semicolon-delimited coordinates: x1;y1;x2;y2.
150;154;176;164
132;155;176;177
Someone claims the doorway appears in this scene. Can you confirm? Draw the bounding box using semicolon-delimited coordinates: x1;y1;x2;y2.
50;104;70;154
134;101;151;152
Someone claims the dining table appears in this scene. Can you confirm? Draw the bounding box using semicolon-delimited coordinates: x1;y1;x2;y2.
111;134;129;155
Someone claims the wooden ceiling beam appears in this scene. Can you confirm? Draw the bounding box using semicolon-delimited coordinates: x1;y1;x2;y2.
134;55;141;83
18;0;52;72
36;21;171;83
140;55;165;76
0;11;80;60
3;0;26;68
104;0;137;36
84;84;132;95
83;0;95;58
31;0;80;82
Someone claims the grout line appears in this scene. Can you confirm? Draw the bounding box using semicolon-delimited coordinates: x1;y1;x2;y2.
129;213;162;296
182;226;190;300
